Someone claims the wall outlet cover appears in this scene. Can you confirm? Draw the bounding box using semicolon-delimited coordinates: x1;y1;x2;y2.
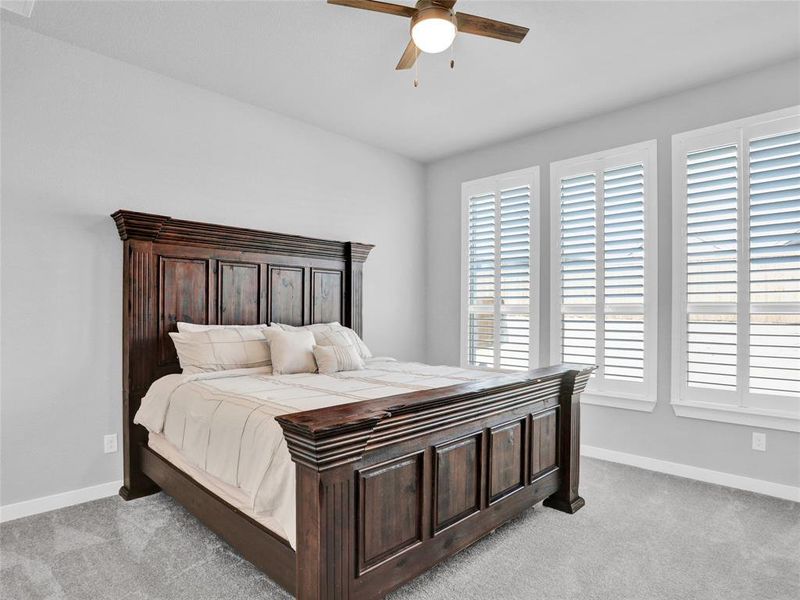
104;434;118;454
751;432;766;452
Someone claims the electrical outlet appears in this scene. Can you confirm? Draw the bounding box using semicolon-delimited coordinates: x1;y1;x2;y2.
104;434;118;454
752;432;766;452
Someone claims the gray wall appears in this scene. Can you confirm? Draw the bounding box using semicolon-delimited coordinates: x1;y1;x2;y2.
425;59;800;488
0;24;427;505
2;22;798;508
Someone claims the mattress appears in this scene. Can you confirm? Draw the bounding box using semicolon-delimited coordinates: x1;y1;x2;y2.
134;359;502;549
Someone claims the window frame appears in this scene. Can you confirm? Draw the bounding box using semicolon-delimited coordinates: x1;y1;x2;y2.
549;140;659;412
460;166;541;372
671;106;800;432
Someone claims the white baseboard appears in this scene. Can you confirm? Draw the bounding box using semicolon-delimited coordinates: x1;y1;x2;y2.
0;480;123;523
582;445;800;502
2;448;797;523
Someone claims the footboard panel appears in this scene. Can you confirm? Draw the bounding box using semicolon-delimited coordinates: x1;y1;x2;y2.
351;406;561;597
278;364;594;600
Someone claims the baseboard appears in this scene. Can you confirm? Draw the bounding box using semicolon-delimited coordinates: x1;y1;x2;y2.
581;445;800;502
2;448;797;523
0;480;123;523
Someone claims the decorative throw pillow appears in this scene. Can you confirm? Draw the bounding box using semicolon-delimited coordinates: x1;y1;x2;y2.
170;327;272;374
312;344;365;375
177;322;269;333
263;329;317;375
271;322;372;360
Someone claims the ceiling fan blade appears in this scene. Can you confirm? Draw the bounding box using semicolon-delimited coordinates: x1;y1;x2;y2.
455;12;529;43
327;0;417;18
396;39;419;70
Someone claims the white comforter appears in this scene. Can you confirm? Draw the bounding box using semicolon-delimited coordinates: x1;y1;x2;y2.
134;359;498;548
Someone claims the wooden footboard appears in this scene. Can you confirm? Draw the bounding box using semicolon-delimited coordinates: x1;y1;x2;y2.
278;363;593;600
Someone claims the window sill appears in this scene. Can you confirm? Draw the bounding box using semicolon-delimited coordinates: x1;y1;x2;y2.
671;400;800;433
581;391;656;413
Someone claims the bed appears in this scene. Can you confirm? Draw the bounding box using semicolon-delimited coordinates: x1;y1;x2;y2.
112;209;594;600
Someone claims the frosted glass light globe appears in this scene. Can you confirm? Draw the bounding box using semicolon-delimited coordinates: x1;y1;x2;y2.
411;17;456;54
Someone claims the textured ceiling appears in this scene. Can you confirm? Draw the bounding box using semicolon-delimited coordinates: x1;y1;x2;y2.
3;0;799;161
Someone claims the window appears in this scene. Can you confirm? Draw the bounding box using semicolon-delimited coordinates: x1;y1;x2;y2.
461;167;540;371
550;141;658;411
672;107;800;432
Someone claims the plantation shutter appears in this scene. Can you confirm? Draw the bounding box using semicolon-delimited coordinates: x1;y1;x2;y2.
685;144;739;391
674;110;800;419
464;168;538;371
498;186;532;369
554;141;657;403
559;173;597;366
603;164;646;381
467;192;496;368
748;131;800;396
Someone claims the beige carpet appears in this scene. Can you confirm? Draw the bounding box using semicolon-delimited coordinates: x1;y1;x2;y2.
1;457;798;599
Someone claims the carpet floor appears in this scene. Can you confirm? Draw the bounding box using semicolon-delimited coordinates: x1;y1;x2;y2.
1;457;798;600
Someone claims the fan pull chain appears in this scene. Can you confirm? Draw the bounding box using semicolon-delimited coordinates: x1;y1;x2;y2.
450;36;455;69
413;46;420;87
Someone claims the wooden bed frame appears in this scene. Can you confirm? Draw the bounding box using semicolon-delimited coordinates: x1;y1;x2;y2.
113;209;594;600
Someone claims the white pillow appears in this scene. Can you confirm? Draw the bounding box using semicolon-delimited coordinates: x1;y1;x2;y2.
170;327;272;374
263;329;317;375
313;345;365;375
271;322;372;360
177;322;269;333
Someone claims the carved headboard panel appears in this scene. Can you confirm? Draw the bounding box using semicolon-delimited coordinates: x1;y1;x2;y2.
112;210;373;499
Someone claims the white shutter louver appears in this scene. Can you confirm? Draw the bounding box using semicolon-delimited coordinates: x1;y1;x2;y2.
499;186;531;370
559;173;597;366
685;144;739;391
604;164;645;381
467;193;496;368
464;169;538;371
748;131;800;396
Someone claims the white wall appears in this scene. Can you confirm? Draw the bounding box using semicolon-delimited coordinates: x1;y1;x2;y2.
0;23;427;506
425;59;800;488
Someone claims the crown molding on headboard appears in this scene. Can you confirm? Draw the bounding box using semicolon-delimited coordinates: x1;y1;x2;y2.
345;242;374;263
111;209;374;262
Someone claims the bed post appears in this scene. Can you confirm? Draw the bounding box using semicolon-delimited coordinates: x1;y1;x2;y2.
344;242;373;338
113;212;168;500
278;411;384;600
294;465;357;600
543;366;593;514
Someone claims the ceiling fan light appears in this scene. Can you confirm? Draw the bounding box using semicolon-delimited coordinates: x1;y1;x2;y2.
411;10;456;54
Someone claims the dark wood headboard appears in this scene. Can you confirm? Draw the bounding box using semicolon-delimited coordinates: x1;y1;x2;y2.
112;209;373;499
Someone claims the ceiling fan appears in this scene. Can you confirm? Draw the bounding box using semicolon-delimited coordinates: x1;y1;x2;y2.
327;0;529;71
